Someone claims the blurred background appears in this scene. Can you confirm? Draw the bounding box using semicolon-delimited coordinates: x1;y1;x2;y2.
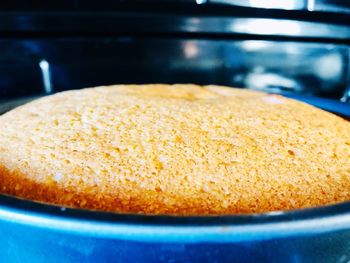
0;0;349;102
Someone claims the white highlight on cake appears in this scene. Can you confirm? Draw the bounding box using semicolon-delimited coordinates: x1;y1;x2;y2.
53;173;63;182
263;96;284;104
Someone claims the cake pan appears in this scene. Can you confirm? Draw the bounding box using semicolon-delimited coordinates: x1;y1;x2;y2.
0;94;350;263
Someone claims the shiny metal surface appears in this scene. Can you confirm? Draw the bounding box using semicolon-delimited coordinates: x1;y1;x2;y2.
0;0;349;14
1;39;348;100
209;0;350;14
0;1;349;101
0;13;349;40
226;18;350;38
210;0;306;10
342;88;350;103
1;191;350;242
313;0;350;13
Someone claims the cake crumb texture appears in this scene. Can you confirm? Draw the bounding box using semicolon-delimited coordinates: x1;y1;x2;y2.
0;84;350;215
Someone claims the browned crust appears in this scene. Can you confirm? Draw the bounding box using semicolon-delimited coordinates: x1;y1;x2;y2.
2;164;350;215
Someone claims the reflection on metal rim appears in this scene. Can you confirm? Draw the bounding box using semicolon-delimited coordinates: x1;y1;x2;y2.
210;0;305;10
1;14;350;40
224;18;350;39
1;194;350;243
210;0;350;14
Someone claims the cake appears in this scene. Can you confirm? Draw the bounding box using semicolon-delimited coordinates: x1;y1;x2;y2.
0;84;350;215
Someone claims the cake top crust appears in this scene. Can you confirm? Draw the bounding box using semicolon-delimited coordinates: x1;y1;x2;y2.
0;84;350;215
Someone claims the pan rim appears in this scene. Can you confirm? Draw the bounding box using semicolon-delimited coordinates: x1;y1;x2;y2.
1;193;350;242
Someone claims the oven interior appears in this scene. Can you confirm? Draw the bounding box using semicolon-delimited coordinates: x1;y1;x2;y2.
0;0;349;104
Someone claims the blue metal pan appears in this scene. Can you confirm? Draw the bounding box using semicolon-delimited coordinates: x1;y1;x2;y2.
0;95;349;263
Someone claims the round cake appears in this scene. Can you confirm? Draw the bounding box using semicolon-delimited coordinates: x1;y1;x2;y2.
0;84;350;215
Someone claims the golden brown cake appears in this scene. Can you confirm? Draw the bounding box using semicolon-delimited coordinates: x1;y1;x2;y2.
0;84;350;215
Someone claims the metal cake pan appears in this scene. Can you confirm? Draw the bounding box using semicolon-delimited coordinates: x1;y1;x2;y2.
0;94;349;263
